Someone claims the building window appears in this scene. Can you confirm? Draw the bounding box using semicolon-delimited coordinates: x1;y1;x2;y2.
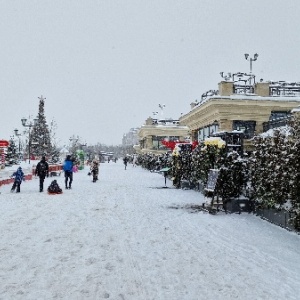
232;120;256;139
198;122;219;142
152;136;173;150
269;111;290;121
198;128;204;142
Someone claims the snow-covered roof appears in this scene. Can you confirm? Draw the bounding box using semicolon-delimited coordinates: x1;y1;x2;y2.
188;94;300;113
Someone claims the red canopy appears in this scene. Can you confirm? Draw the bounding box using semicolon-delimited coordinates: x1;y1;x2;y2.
161;140;198;150
0;140;9;147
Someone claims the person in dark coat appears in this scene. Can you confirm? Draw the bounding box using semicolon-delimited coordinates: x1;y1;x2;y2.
90;160;99;182
11;167;25;193
35;156;49;192
123;156;128;170
63;155;73;189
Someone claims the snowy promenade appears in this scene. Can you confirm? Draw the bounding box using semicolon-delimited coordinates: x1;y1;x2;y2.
0;161;300;300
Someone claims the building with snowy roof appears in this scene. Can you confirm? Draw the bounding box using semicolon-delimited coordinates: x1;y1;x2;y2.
122;127;139;147
135;117;189;154
179;73;300;151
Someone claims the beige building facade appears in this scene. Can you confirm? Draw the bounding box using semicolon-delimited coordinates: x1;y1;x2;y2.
135;117;189;154
180;80;300;150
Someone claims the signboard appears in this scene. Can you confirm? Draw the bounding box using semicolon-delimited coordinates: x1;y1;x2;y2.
0;148;5;165
206;169;220;192
0;140;9;147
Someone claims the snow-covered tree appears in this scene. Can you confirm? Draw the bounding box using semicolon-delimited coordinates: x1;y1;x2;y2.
5;138;18;163
30;96;53;159
190;144;225;186
170;144;193;188
287;114;300;229
217;151;246;200
249;135;273;208
249;128;291;209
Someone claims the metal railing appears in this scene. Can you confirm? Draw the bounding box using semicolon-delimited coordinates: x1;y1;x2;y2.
269;81;300;97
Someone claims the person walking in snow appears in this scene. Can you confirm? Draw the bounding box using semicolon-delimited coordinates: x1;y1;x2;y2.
132;155;137;167
11;166;25;193
63;155;73;189
90;160;99;182
35;156;49;192
123;156;128;170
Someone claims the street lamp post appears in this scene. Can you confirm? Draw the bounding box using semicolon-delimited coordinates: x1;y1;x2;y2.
69;136;79;143
158;104;165;117
69;135;79;155
14;129;22;160
21;117;38;164
244;53;259;74
220;72;232;81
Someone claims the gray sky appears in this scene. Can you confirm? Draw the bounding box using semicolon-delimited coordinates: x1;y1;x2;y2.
1;0;300;146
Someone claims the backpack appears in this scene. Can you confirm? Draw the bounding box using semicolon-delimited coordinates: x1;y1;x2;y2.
63;160;73;172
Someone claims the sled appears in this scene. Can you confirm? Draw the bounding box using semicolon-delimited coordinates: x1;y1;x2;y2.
48;191;63;195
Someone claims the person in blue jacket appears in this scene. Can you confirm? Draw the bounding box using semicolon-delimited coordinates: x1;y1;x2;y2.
11;166;25;193
63;155;73;189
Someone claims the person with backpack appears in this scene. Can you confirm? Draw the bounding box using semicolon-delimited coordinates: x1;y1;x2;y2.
11;166;25;193
63;155;73;189
35;156;49;192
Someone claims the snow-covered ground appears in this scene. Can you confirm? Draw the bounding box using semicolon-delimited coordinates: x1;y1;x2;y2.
0;161;300;300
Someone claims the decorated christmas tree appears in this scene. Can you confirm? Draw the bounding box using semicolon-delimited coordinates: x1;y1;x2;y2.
30;96;53;159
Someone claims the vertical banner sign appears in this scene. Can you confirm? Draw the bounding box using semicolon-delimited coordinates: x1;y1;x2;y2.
206;169;220;192
0;140;9;165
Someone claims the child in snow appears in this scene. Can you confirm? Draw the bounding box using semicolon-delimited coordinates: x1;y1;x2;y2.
72;164;78;173
90;160;99;182
11;167;25;193
47;180;63;194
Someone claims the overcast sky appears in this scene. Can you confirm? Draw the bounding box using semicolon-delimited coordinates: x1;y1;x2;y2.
1;0;300;146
